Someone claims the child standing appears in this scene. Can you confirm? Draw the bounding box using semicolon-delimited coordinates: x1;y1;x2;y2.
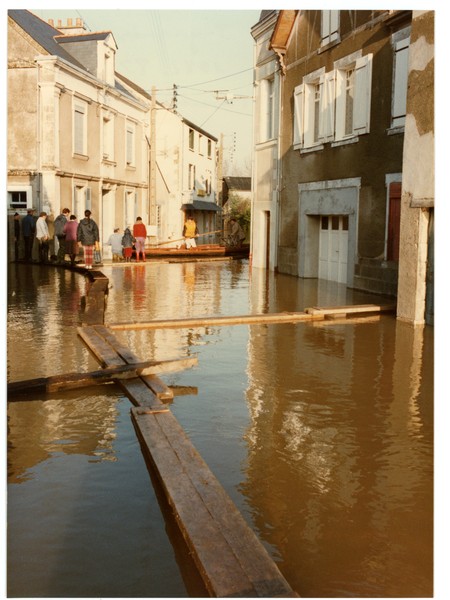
122;227;134;262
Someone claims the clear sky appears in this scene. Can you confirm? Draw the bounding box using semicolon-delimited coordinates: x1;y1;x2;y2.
33;7;262;175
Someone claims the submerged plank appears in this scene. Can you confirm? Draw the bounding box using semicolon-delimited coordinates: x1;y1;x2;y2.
306;303;396;316
7;358;199;397
109;311;322;330
92;325;176;400
131;408;299;598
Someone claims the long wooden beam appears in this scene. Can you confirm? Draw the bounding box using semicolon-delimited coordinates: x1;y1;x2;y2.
108;304;396;331
305;303;396;316
7;357;198;397
76;324;298;596
109;311;323;330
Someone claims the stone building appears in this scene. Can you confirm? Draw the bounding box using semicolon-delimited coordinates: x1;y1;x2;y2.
250;10;434;324
8;10;150;259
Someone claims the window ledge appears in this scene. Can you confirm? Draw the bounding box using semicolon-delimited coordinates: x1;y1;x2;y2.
73;153;89;161
387;126;405;136
300;144;325;154
331;137;359;148
318;36;341;54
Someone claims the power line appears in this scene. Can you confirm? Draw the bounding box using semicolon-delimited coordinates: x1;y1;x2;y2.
178;93;252;117
178;67;253;89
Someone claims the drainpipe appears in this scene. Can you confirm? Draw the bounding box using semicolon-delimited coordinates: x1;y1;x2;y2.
274;65;283;273
249;40;257;268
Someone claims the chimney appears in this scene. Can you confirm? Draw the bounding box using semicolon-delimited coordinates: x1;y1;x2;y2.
53;17;87;35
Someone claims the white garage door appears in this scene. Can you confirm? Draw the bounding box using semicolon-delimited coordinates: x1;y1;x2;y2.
319;215;349;283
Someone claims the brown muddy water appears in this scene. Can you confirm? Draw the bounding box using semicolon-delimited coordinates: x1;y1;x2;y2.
7;260;433;598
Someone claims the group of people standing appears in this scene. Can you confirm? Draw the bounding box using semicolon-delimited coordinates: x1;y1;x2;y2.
13;208;100;269
106;217;148;262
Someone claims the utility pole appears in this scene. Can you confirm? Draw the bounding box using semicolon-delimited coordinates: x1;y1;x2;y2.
149;85;157;240
217;133;223;207
216;133;224;234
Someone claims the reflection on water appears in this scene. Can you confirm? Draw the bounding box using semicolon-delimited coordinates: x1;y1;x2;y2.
7;261;433;597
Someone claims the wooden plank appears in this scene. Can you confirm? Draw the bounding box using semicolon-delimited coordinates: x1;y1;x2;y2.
92;325;175;400
77;326;125;367
109;311;323;331
305;303;396;316
7;359;199;397
170;385;198;397
131;408;299;598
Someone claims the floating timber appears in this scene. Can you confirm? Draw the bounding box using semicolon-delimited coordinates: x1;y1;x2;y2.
109;304;396;331
77;322;299;597
305;303;396;317
7;357;198;397
132;407;298;597
110;311;323;331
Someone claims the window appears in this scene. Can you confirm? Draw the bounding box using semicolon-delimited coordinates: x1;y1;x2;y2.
294;69;335;149
293;53;372;148
126;121;135;166
189;128;195;151
207;139;212;158
344;68;355;136
8;190;27;209
73;99;87;155
335;53;372;141
321;10;339;46
73;184;91;216
391;36;410;128
260;78;275;142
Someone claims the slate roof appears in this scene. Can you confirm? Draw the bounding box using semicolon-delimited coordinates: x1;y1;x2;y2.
8;10;87;72
8;9;141;104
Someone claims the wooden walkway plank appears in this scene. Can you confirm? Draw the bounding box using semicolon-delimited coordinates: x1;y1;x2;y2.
77;326;125;367
306;303;396;316
109;304;395;331
109;311;323;331
92;325;176;400
131;408;298;598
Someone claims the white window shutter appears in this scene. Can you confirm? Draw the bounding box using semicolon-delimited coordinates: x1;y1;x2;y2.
319;71;336;142
293;83;304;146
392;38;410;127
353;54;373;134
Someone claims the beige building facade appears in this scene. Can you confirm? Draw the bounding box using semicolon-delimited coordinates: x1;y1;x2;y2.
8;10;150;259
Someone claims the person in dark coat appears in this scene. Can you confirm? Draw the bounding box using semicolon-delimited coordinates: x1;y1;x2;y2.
21;208;36;261
121;227;134;262
54;208;71;264
77;209;99;270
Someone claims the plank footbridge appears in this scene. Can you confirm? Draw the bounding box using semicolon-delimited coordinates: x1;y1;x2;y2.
8;269;397;596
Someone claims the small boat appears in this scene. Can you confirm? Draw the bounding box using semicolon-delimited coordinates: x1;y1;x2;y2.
144;243;250;260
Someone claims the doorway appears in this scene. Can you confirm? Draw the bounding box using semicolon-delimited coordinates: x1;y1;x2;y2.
319;215;349;283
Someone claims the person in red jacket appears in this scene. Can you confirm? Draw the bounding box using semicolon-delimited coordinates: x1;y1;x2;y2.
133;217;147;261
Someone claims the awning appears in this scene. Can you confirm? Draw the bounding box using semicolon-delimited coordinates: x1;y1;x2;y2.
181;201;222;212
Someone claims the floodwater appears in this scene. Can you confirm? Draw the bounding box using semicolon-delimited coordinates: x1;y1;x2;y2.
7;260;433;598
